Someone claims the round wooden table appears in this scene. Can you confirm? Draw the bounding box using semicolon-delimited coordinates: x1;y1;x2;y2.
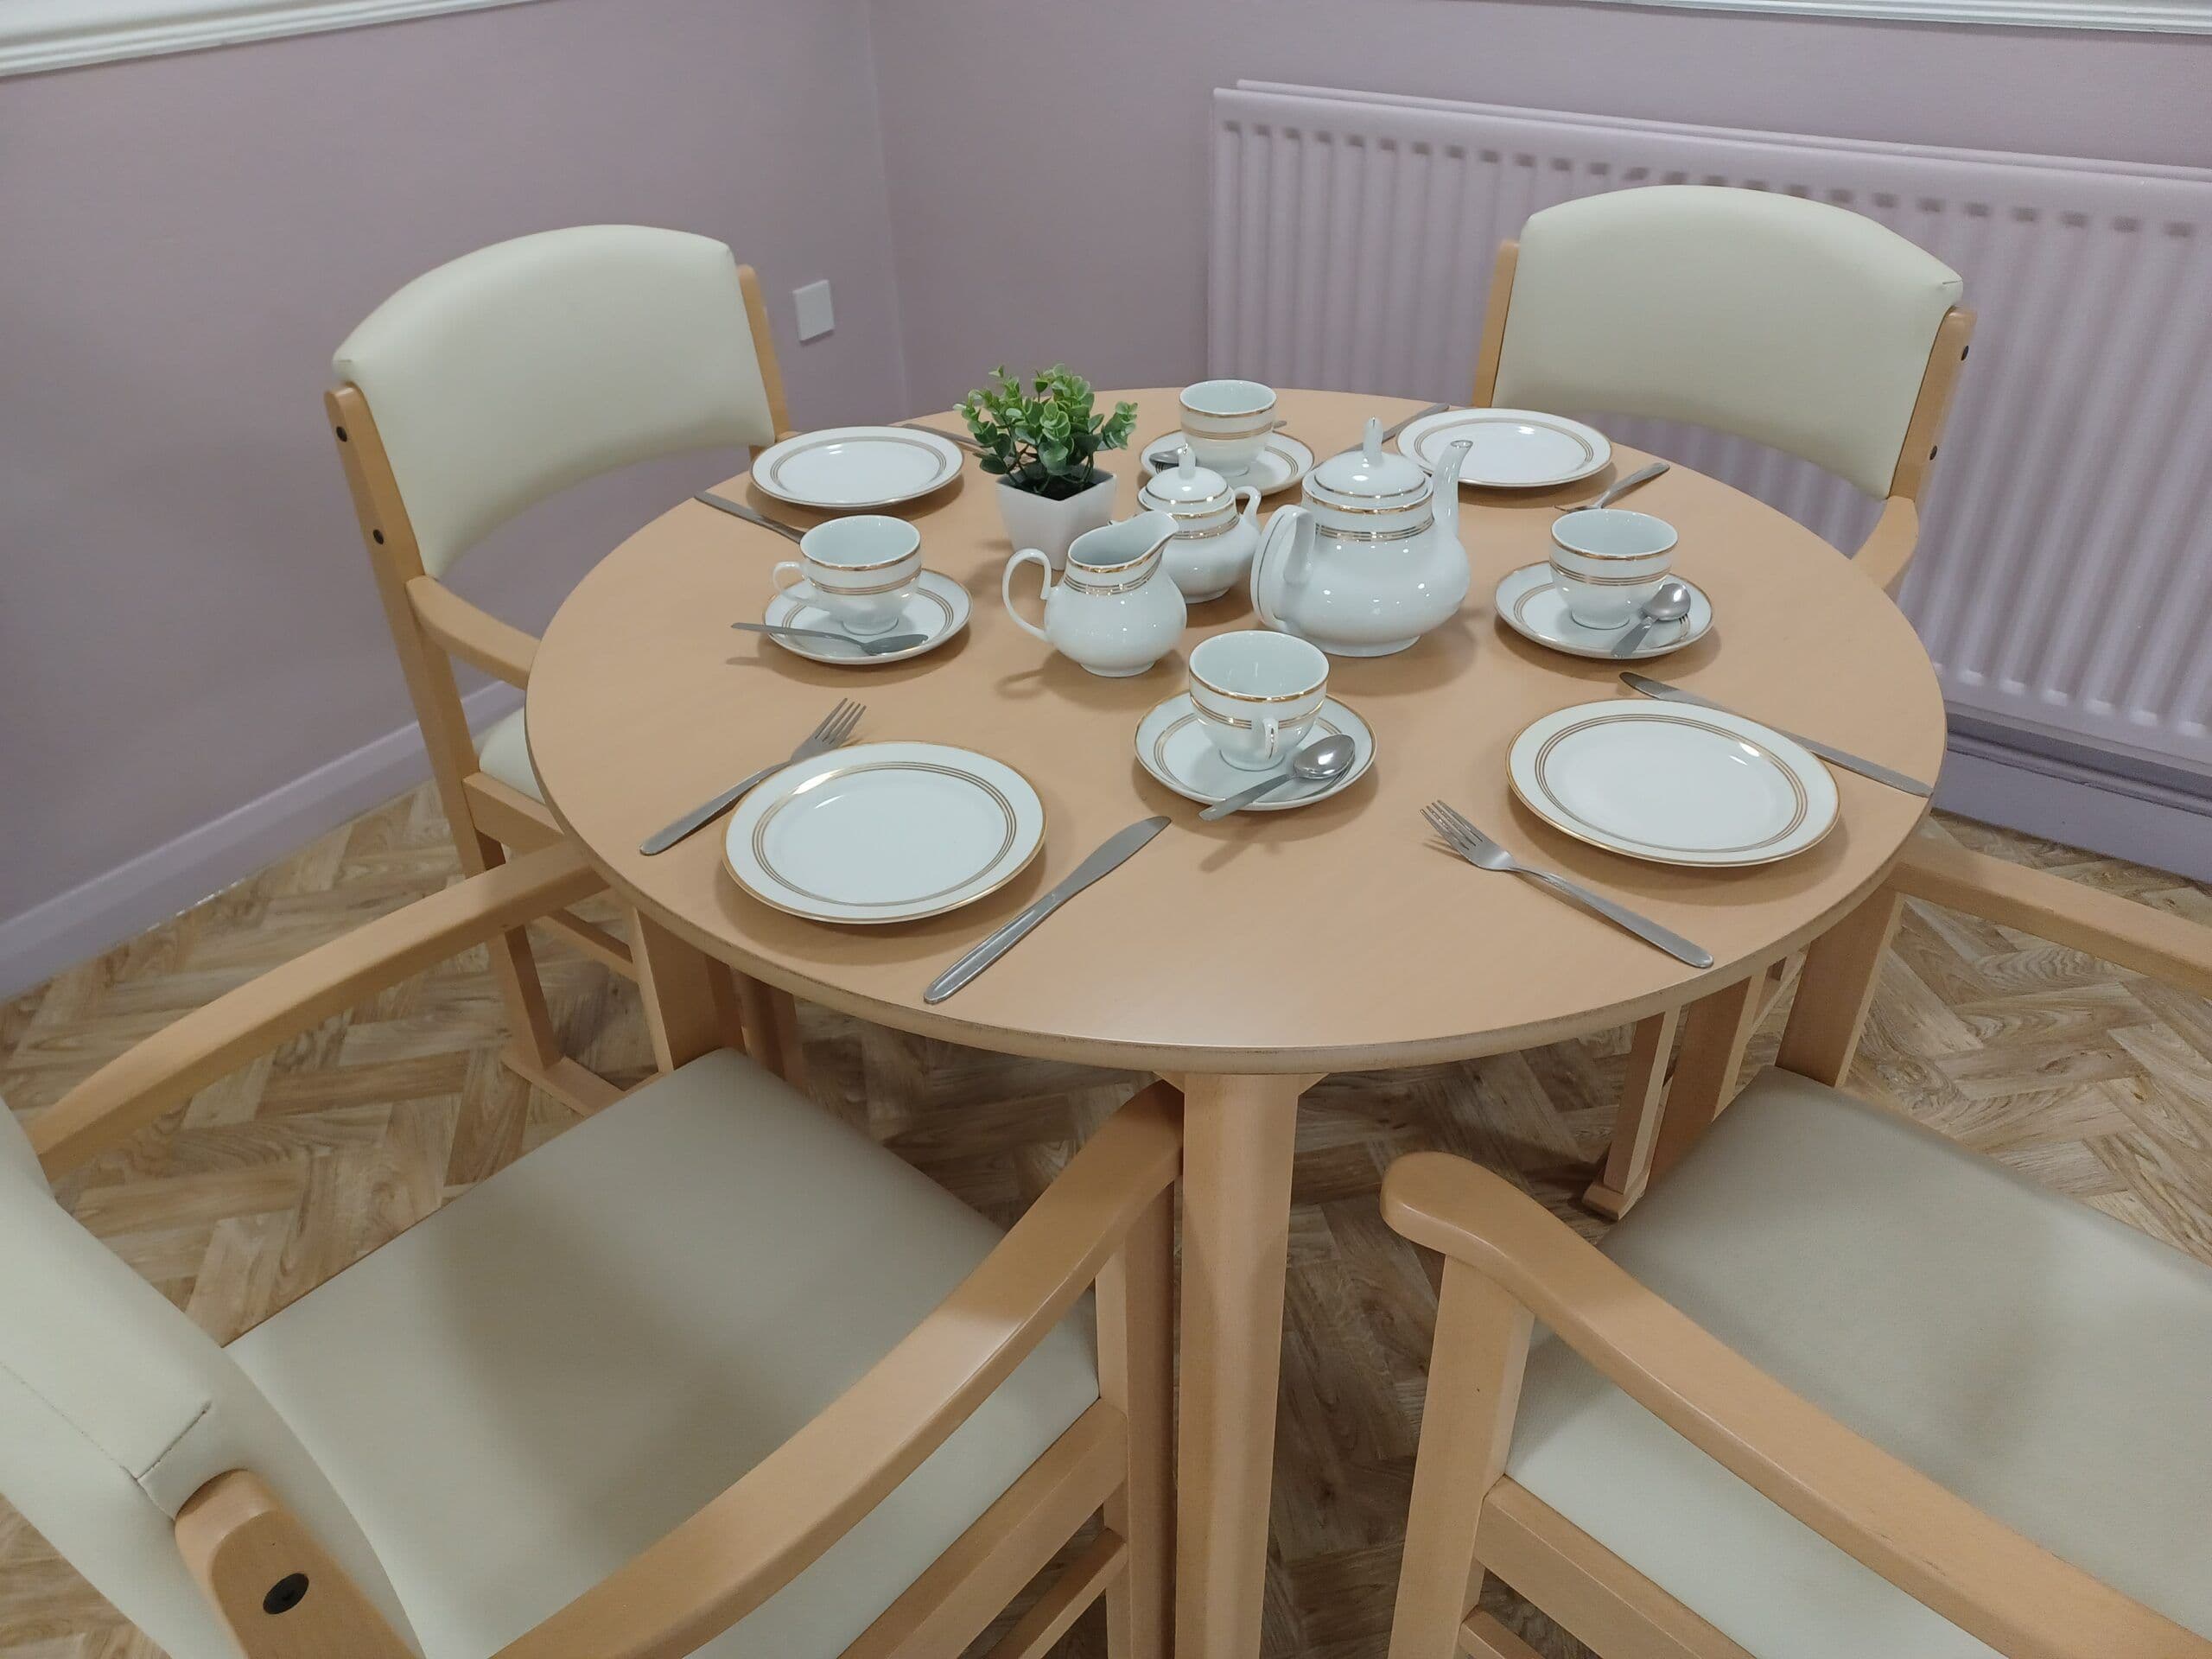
526;390;1944;1659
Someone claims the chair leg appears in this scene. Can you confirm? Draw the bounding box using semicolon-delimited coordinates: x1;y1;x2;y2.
1584;1007;1679;1219
1648;969;1767;1183
1099;1179;1175;1659
1388;1262;1533;1659
729;973;812;1093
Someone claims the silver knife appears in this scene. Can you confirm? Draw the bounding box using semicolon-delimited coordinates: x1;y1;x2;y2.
924;816;1172;1003
1620;673;1933;797
695;490;805;543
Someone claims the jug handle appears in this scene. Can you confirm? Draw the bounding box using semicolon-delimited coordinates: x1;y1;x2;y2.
1002;548;1055;644
1249;506;1309;632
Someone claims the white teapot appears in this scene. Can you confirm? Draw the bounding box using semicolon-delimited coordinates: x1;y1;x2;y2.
1136;446;1262;602
1250;420;1474;657
1003;512;1186;677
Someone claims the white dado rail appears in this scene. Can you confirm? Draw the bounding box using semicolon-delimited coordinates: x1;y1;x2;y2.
0;0;543;75
1211;81;2212;873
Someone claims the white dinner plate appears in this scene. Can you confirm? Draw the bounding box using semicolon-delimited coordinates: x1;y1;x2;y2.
1493;563;1714;661
751;426;963;512
1396;408;1611;489
1141;429;1314;495
1134;694;1374;810
723;742;1044;923
1508;701;1838;868
760;569;971;666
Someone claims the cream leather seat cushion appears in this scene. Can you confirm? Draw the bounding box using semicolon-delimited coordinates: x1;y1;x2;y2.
473;708;540;803
1508;1066;2212;1658
229;1051;1097;1659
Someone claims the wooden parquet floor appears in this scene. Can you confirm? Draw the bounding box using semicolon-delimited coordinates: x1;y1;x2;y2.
3;785;2209;1659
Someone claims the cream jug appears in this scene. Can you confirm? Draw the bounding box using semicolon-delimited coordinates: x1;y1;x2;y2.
1137;447;1263;602
1003;512;1187;677
1250;422;1474;656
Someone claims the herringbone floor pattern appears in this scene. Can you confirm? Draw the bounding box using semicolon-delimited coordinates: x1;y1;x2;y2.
3;785;2209;1659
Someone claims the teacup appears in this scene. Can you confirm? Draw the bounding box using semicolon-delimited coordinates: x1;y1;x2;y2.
1179;379;1278;479
1187;630;1329;771
773;515;923;636
1549;509;1678;631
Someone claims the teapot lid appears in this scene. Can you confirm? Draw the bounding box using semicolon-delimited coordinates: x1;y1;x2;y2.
1139;445;1231;511
1310;417;1428;503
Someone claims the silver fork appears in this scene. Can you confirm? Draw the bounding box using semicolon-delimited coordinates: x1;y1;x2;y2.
1422;801;1712;968
639;699;864;855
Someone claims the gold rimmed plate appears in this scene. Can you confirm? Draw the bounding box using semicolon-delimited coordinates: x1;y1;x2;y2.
1507;701;1837;868
1397;408;1611;489
723;742;1045;923
1134;694;1375;810
752;426;963;512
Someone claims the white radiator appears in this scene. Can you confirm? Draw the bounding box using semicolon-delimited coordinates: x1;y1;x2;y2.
1211;83;2212;782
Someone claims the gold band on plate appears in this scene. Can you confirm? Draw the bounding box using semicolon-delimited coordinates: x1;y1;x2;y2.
750;760;1018;909
1531;713;1808;855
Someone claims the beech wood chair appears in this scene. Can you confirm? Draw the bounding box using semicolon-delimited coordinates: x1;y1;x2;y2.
1381;834;2212;1659
3;845;1175;1659
327;225;804;1116
1468;184;1975;1219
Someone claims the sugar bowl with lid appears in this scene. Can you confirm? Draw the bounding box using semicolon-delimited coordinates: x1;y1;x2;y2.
1250;419;1474;656
1137;446;1263;602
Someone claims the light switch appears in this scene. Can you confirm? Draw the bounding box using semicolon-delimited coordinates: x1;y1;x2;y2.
793;280;835;342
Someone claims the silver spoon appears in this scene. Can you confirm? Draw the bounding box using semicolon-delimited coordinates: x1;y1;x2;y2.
1611;580;1694;658
1198;733;1359;821
1557;460;1670;512
731;621;931;655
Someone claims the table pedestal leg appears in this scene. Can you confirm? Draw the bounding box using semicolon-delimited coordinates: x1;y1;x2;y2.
632;915;749;1072
1175;1071;1321;1659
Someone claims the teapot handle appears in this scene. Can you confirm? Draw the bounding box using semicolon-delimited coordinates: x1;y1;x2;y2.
1001;548;1055;644
1249;506;1309;632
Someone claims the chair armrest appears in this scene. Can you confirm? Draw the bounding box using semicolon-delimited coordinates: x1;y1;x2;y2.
494;1080;1183;1659
31;845;601;1179
1893;837;2212;1000
1852;496;1918;595
1381;1152;2212;1659
407;576;537;687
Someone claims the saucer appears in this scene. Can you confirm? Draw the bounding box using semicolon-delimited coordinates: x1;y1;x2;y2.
760;569;970;665
1135;694;1375;810
1494;563;1713;660
1142;430;1313;495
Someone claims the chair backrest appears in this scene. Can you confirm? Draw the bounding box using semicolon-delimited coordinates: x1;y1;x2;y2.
0;1103;416;1659
1491;186;1963;499
333;225;779;579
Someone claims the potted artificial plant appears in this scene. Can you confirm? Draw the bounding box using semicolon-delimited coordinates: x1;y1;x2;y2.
959;365;1138;569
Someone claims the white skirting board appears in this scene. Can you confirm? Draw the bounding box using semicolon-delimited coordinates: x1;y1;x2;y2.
0;681;520;1001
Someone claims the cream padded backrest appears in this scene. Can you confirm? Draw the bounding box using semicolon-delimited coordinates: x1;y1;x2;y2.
1493;186;1962;498
0;1104;417;1659
334;225;776;578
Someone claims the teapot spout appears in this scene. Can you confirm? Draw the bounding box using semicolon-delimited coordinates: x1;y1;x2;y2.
1431;437;1472;539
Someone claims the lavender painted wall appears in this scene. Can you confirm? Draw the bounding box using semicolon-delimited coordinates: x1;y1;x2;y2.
869;0;2212;410
1;0;905;982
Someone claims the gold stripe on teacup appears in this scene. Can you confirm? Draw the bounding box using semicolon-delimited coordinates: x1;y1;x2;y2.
1548;563;1669;587
810;569;920;596
1188;664;1328;703
1316;518;1433;544
1179;390;1277;418
752;760;1017;908
1549;536;1674;563
1183;418;1277;440
1532;714;1808;855
1190;701;1255;732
